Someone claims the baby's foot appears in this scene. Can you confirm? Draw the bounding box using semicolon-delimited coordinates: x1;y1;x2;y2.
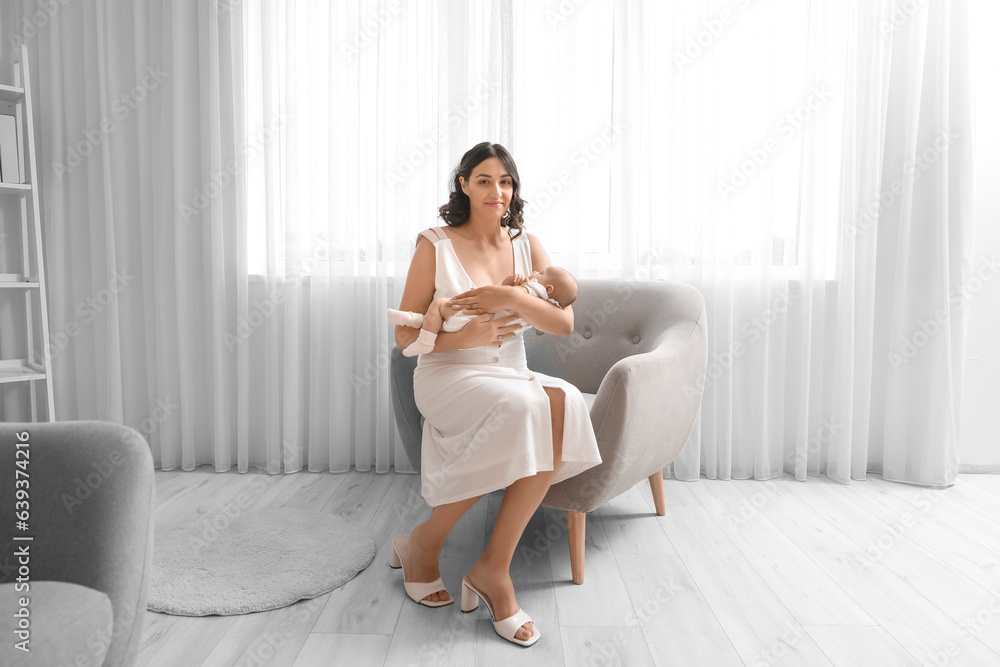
402;329;438;357
387;308;423;328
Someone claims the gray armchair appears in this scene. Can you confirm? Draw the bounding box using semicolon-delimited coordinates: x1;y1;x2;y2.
390;278;708;584
0;421;155;667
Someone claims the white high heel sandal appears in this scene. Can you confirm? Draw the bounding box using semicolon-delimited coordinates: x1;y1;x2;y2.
388;535;453;608
460;575;540;647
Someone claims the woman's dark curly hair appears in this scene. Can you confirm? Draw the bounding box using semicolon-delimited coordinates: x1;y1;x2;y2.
438;142;527;239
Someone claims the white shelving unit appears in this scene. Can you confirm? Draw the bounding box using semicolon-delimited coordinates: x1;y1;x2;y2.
0;44;54;421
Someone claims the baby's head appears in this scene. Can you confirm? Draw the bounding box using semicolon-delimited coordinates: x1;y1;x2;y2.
531;266;578;307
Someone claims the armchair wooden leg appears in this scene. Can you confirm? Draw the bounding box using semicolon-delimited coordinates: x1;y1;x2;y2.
566;509;586;585
649;470;666;516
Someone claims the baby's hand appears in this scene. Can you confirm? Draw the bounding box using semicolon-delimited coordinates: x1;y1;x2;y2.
503;273;529;286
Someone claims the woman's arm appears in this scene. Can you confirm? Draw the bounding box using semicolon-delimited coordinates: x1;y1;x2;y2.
513;232;573;336
391;236;454;349
508;289;574;337
394;235;434;349
393;235;479;352
447;285;571;337
396;324;472;352
446;232;575;337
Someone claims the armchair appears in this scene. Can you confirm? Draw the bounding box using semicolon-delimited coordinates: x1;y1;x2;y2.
0;421;155;666
390;279;708;583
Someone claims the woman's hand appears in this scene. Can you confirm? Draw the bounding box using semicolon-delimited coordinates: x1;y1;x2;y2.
460;313;523;348
447;285;520;316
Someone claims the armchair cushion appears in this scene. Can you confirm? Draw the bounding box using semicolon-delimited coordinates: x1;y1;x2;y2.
0;581;113;667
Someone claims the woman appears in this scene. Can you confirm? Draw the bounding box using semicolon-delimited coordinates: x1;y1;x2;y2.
390;142;603;647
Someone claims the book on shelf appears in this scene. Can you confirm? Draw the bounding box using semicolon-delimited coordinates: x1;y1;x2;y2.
0;103;21;184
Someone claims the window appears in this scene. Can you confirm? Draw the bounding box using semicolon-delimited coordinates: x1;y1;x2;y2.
244;0;842;280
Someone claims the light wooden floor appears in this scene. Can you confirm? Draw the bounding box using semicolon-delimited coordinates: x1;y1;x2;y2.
138;469;1000;667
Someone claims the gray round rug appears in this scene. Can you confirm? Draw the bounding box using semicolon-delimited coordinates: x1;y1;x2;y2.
147;509;376;616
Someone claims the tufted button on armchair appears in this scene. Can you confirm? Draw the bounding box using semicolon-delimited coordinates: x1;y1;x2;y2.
390;279;708;584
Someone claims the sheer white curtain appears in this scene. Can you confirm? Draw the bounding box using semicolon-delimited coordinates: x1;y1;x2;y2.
14;0;974;488
11;0;511;474
568;0;970;487
240;0;515;473
9;0;248;470
480;0;969;487
236;0;976;485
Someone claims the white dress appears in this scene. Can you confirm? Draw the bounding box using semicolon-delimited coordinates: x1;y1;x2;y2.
412;226;603;507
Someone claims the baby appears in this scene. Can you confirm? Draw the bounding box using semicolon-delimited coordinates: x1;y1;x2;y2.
388;266;579;356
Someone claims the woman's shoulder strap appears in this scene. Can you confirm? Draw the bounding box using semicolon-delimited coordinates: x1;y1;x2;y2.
417;227;448;245
511;227;533;273
514;228;532;253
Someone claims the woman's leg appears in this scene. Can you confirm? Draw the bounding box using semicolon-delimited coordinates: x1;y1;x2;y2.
406;493;485;602
467;386;565;642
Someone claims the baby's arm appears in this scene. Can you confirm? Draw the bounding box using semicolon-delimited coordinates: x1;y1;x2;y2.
502;273;530;287
501;275;533;301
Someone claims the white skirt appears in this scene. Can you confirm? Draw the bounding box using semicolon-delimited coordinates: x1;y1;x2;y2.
413;334;603;507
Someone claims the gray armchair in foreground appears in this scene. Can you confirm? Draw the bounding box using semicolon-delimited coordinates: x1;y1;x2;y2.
390;279;708;584
0;421;155;667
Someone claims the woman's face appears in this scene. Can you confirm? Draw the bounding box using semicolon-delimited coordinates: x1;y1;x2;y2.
459;156;513;221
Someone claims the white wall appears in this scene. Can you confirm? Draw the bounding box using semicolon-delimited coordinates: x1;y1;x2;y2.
960;1;1000;470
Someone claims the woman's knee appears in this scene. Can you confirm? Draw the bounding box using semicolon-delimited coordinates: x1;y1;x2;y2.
498;387;536;416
